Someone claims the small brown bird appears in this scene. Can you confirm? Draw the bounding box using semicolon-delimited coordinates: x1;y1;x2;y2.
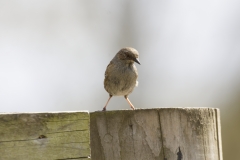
103;47;140;111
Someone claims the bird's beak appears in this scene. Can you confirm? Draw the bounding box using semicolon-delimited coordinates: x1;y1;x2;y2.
134;58;141;65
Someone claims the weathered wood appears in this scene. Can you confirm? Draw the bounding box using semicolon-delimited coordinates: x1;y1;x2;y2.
0;111;90;160
90;108;223;160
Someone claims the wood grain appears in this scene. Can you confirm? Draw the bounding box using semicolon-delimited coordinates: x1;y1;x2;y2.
90;108;223;160
0;111;90;160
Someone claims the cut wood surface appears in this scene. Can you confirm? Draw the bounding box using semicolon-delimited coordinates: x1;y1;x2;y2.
0;111;90;160
90;108;223;160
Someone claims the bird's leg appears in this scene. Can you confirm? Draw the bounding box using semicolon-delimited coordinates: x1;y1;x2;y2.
102;95;112;111
124;95;135;110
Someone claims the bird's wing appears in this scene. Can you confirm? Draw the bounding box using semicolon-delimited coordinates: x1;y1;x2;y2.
104;61;115;94
104;61;114;78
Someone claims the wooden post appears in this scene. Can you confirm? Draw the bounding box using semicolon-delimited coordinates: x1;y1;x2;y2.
0;111;90;160
90;108;223;160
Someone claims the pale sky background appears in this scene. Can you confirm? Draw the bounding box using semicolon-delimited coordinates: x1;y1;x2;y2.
0;1;240;159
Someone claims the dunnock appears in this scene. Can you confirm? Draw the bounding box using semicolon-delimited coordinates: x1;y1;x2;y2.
102;47;140;111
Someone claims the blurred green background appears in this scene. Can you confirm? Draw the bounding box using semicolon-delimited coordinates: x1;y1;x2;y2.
0;1;240;159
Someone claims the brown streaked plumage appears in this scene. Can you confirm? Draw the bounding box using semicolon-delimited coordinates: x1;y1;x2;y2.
102;47;140;111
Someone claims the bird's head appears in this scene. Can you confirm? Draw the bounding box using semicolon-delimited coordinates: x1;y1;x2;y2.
117;47;141;65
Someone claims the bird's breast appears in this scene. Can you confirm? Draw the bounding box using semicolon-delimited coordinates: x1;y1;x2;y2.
104;65;138;96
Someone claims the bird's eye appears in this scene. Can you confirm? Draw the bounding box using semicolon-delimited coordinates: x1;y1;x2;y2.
125;53;130;57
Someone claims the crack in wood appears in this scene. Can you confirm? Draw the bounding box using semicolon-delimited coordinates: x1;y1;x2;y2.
157;111;167;160
61;141;89;144
55;156;90;160
0;138;41;143
177;147;183;160
38;135;47;139
129;118;136;160
46;119;89;123
47;129;88;134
